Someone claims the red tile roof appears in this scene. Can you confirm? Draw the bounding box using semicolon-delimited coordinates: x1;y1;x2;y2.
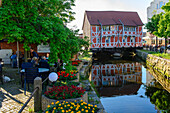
86;11;143;26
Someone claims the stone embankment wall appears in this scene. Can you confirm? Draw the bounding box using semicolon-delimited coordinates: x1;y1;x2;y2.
136;50;170;77
136;50;170;92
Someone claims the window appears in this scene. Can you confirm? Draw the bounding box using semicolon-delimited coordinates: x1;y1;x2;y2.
103;26;110;31
159;1;163;8
157;4;159;9
97;26;100;32
97;38;100;43
110;26;115;31
130;27;135;31
159;40;162;44
106;37;110;43
123;37;126;42
152;40;155;44
124;27;129;31
130;37;133;42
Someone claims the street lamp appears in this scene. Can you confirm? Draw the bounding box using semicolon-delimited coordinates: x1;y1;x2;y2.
49;72;58;82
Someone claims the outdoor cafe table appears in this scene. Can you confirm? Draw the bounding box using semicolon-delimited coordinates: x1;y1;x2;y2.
20;68;50;87
21;68;49;73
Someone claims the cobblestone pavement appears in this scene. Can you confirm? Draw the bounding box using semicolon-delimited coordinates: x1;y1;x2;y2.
0;65;34;113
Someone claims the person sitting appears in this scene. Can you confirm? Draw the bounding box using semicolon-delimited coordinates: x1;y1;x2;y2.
39;56;49;68
21;58;33;69
30;48;39;58
31;57;39;67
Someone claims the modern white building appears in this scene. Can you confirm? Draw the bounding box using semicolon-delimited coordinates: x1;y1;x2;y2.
147;0;169;22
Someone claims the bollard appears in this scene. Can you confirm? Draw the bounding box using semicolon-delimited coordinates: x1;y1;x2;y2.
34;77;42;112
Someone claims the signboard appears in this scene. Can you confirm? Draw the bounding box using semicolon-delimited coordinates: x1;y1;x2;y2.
37;44;50;53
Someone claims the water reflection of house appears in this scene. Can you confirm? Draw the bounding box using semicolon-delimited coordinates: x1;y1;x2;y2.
90;62;142;96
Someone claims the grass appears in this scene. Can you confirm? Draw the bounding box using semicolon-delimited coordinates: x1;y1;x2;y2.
140;50;170;59
78;52;92;61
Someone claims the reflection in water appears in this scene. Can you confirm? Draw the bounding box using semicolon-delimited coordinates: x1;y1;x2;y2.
145;81;170;113
90;58;170;113
90;62;142;96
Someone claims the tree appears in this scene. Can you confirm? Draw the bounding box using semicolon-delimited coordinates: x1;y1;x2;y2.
158;1;170;53
0;0;89;71
145;13;163;51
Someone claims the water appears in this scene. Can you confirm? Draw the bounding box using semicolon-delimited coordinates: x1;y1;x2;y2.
90;57;170;113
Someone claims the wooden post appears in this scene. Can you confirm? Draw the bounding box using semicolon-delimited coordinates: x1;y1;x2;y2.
0;0;2;7
34;77;42;112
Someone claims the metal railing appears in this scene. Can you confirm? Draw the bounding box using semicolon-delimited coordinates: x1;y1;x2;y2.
18;77;49;113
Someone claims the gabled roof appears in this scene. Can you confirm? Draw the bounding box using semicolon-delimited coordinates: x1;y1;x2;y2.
85;11;143;26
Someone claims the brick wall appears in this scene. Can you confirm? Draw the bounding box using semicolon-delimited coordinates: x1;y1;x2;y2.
0;41;47;56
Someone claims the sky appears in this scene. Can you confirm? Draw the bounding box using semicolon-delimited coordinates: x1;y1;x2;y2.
67;0;153;33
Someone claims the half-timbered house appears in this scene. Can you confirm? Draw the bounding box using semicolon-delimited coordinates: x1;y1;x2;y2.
82;11;143;53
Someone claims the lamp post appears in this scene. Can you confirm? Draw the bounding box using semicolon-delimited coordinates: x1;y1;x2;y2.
49;72;58;83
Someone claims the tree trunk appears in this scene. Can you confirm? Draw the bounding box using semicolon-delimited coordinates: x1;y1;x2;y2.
156;37;158;52
165;37;167;53
24;50;28;62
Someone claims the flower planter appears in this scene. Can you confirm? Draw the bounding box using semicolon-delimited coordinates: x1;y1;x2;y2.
46;82;82;91
42;92;88;111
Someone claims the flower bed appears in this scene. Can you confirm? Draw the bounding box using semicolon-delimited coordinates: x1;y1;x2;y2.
72;60;82;66
44;85;85;100
57;71;77;81
44;100;99;113
47;81;82;91
42;92;88;111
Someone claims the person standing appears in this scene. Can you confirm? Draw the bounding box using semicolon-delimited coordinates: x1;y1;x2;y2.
30;48;39;58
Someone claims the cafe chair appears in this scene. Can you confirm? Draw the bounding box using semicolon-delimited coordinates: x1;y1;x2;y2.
39;61;50;69
24;67;39;94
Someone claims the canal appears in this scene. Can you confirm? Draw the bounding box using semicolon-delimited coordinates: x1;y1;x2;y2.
90;56;170;113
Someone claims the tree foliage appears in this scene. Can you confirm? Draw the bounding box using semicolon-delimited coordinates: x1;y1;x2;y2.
0;0;89;70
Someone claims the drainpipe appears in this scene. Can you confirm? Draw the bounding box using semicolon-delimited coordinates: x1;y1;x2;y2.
98;20;102;50
119;19;124;48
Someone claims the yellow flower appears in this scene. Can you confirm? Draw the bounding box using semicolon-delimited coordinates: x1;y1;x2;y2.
69;109;71;111
88;104;91;106
70;106;73;109
81;103;83;105
81;109;84;111
62;110;65;113
59;104;61;106
66;102;68;104
47;105;50;108
74;100;77;102
85;106;87;108
55;101;59;104
52;110;55;113
64;105;67;107
45;111;49;113
88;107;90;109
67;104;70;107
71;111;74;113
85;110;88;112
63;101;65;103
61;107;63;109
94;105;97;107
91;105;93;107
92;110;95;113
80;100;83;102
53;107;56;110
51;102;54;105
66;110;69;113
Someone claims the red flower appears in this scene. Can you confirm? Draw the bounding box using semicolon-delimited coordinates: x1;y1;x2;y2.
70;76;73;78
71;72;73;74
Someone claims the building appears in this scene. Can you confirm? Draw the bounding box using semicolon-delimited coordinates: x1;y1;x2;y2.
147;0;169;22
82;11;143;52
146;0;170;47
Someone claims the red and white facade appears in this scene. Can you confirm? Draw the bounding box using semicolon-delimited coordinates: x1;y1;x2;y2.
83;11;143;49
90;62;142;86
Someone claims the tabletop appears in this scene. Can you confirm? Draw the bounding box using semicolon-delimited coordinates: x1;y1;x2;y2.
21;68;49;73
